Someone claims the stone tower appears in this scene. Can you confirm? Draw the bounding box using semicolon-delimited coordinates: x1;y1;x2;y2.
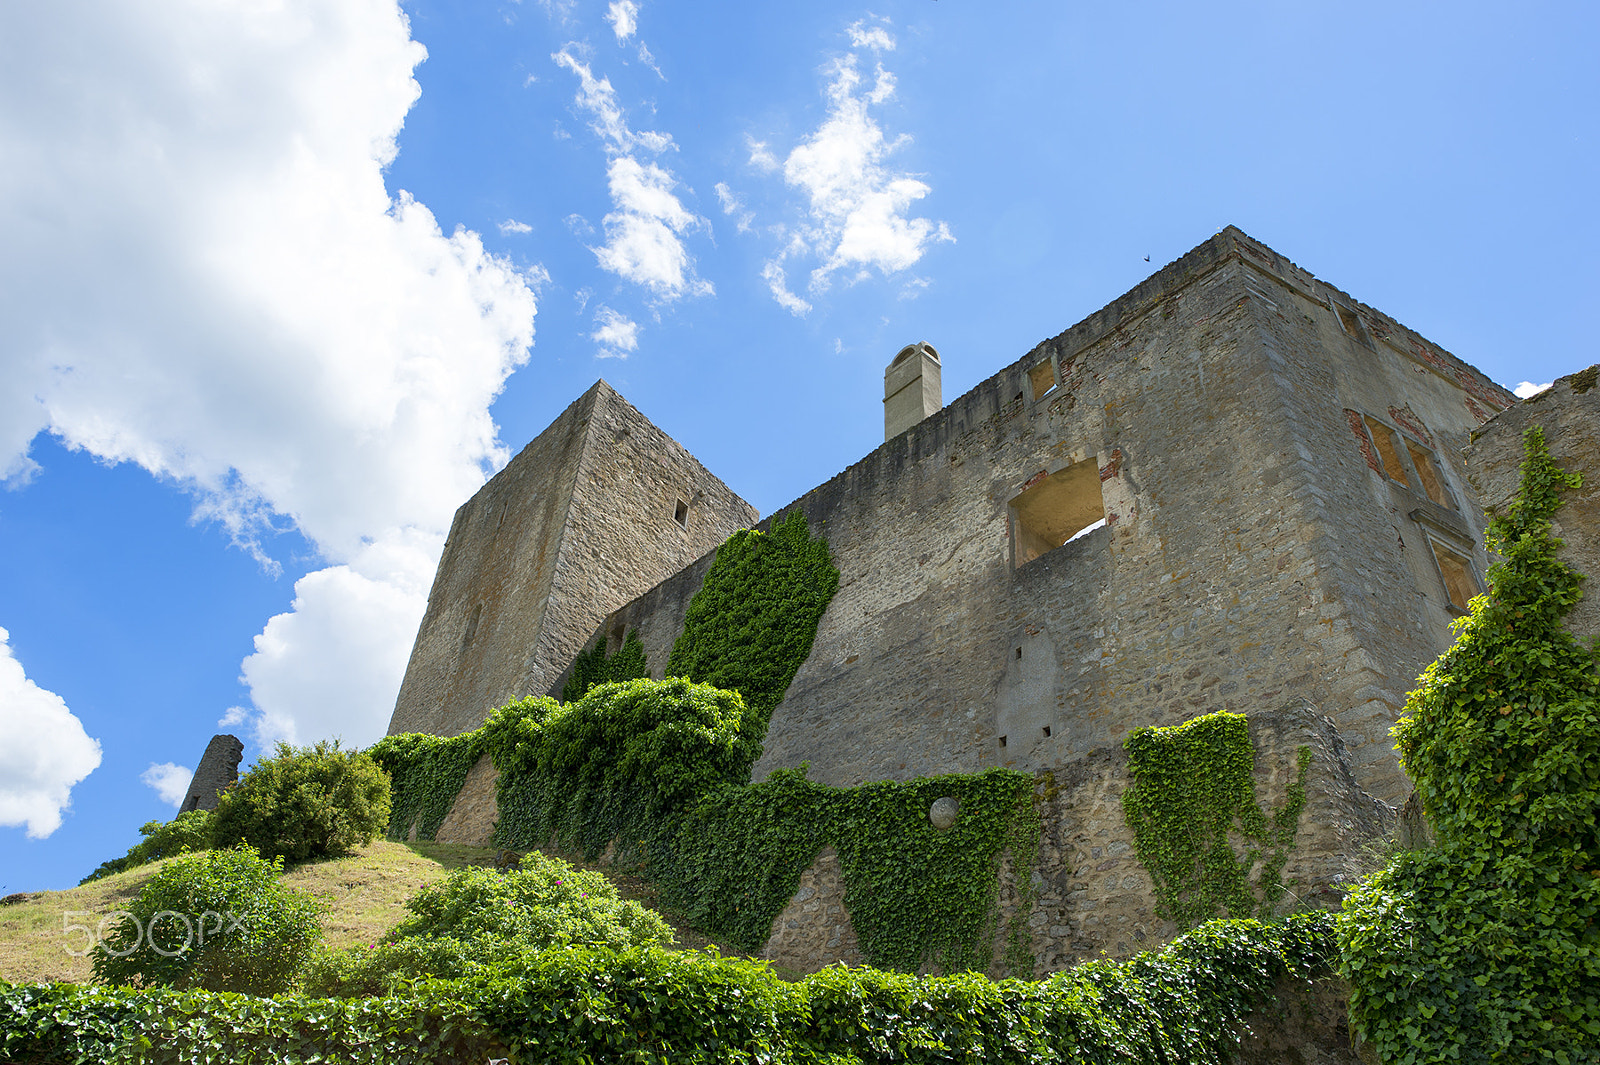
387;381;758;738
177;734;243;815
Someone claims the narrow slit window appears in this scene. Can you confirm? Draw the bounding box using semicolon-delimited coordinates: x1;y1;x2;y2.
1363;416;1408;486
673;499;689;527
1407;443;1453;508
1029;360;1058;400
1041;725;1052;738
461;603;483;649
1429;541;1480;613
1009;459;1107;567
998;735;1008;749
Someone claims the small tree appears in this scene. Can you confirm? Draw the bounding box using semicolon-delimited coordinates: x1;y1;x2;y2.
210;741;391;862
92;846;323;994
80;809;213;884
1338;427;1600;1060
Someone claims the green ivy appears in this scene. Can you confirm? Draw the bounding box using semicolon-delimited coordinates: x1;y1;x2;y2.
368;730;484;843
1121;711;1310;929
486;679;755;859
3;912;1339;1064
1339;425;1600;1062
657;766;1038;974
561;629;649;702
667;509;840;740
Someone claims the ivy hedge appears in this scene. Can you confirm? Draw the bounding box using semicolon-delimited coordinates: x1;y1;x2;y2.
1338;426;1600;1062
1;909;1338;1064
1121;711;1310;929
367;730;483;844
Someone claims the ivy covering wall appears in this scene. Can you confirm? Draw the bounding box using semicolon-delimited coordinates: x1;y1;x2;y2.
1338;426;1600;1061
1121;711;1310;929
560;629;648;702
666;509;840;739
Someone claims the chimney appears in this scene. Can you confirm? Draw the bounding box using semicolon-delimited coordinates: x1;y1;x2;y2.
884;342;941;441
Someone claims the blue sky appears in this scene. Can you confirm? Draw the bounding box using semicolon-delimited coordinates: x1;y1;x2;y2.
2;1;1595;892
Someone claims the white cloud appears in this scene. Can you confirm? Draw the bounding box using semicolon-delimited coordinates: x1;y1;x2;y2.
762;260;813;316
552;47;672;154
747;138;780;173
0;2;540;748
747;40;952;310
591;306;641;359
605;0;639;43
0;627;102;838
499;219;533;235
239;534;435;749
554;47;709;302
638;42;664;79
141;763;193;808
1514;381;1553;399
715;182;754;233
846;18;895;52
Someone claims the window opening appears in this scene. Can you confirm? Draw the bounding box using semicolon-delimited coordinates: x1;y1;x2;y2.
461;603;483;649
1429;541;1480;613
1407;443;1453;508
1015;647;1023;660
1029;360;1058;400
1363;416;1408;486
673;499;689;527
1332;301;1373;348
1041;725;1052;738
998;735;1008;749
1010;459;1107;567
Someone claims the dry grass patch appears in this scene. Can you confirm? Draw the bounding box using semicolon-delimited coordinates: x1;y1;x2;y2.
0;864;163;984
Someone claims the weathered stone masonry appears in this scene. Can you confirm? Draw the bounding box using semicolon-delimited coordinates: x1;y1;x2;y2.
393;227;1521;972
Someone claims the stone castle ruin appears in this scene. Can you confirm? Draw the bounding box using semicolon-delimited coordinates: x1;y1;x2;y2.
386;227;1535;970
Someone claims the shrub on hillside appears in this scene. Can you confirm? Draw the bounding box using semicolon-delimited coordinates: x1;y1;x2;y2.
79;809;214;884
301;852;673;996
91;846;324;995
210;740;391;862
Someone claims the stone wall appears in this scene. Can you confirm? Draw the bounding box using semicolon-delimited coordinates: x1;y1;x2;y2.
389;382;757;737
587;228;1505;810
1465;364;1600;642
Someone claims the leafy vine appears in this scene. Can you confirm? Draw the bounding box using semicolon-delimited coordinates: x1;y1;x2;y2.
1121;711;1310;928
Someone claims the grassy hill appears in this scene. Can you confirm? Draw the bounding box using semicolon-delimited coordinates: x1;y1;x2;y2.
0;840;713;987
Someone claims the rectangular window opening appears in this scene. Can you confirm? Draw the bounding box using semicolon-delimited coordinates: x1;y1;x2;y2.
1429;541;1480;613
1029;360;1058;400
673;499;689;527
998;735;1008;749
1407;443;1453;509
1010;459;1107;567
1042;725;1052;738
1363;416;1409;486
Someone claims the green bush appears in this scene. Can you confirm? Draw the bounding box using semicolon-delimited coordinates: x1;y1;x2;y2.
79;809;214;884
211;740;392;862
1338;426;1600;1061
90;846;324;995
303;853;672;997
